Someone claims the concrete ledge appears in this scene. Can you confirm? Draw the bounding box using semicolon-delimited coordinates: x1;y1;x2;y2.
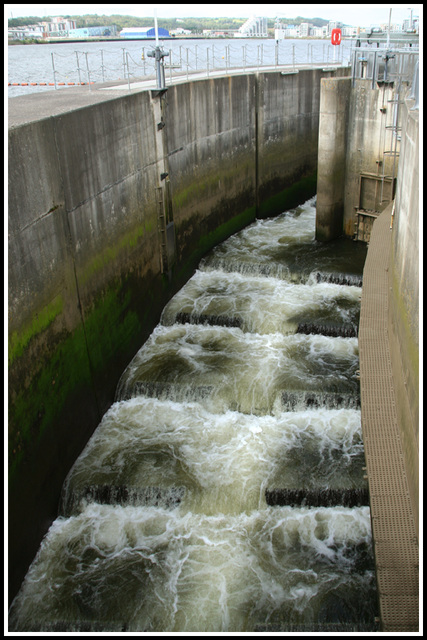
358;204;419;632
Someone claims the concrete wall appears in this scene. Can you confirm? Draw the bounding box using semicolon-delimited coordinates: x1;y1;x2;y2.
316;77;351;240
388;91;419;529
316;77;397;240
8;67;346;602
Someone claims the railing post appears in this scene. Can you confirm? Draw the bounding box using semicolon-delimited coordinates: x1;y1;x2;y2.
85;52;91;90
101;50;105;83
75;51;82;85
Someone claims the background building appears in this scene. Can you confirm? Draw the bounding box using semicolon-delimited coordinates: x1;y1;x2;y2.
120;27;170;39
237;16;268;37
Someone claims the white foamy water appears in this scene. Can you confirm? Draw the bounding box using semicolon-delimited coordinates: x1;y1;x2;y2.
161;269;361;335
61;398;365;516
9;502;374;632
9;197;374;632
116;324;360;413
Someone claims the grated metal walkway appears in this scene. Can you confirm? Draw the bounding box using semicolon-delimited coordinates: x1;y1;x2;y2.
358;204;419;632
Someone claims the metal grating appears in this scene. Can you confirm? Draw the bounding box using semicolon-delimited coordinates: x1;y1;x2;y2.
358;204;419;632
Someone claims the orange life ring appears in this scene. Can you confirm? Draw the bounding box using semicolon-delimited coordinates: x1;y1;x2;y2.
331;28;342;45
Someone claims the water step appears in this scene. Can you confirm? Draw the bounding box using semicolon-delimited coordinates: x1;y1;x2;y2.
265;488;370;508
314;271;363;287
63;485;185;514
122;381;214;402
175;311;242;328
281;390;361;411
254;622;380;632
297;322;358;338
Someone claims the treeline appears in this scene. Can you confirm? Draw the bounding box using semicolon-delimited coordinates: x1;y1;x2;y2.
8;14;329;32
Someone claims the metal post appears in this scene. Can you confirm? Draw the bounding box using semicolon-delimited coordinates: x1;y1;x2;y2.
275;41;278;67
101;50;105;83
292;44;295;70
371;50;377;89
126;51;130;91
207;48;209;77
75;51;82;85
186;48;189;81
85;52;92;90
51;52;57;89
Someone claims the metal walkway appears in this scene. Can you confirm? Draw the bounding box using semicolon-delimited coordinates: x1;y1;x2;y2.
358;204;419;632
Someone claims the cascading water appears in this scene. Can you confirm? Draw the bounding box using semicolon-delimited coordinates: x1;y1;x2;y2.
9;197;379;632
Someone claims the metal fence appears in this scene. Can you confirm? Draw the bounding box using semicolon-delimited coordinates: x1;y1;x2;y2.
350;47;419;107
46;41;350;90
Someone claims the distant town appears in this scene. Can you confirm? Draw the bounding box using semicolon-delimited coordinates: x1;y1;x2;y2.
8;12;420;43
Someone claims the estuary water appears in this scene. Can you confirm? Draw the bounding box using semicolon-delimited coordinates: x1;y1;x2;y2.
9;197;378;632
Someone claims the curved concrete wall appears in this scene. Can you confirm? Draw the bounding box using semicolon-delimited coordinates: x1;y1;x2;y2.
8;67;347;602
389;90;419;530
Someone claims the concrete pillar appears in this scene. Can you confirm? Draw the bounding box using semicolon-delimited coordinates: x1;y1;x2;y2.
315;77;351;241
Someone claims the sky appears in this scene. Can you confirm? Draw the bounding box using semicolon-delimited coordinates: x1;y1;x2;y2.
4;3;423;29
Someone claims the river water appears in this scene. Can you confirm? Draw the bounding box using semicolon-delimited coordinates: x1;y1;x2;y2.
9;197;379;632
7;37;351;98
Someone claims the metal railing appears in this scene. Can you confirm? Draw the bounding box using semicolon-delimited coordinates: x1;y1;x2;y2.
350;47;419;96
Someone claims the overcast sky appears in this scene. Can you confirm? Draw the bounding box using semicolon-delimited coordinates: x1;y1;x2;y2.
5;4;423;28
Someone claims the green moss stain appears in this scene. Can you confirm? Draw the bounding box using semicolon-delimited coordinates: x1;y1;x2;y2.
8;277;144;484
9;319;91;480
82;282;142;374
258;172;317;218
176;205;256;282
8;295;63;366
79;224;148;287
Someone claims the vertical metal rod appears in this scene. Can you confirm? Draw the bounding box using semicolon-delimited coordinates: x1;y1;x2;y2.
154;9;159;47
85;52;91;90
75;51;82;84
126;51;130;91
169;49;172;84
186;48;189;80
51;52;57;89
371;50;377;89
207;48;209;77
101;50;105;82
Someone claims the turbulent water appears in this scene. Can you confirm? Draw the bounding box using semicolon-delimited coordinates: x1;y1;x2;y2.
9;197;378;632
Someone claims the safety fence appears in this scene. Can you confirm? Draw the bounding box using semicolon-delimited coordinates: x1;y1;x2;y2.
8;40;350;92
350;47;419;108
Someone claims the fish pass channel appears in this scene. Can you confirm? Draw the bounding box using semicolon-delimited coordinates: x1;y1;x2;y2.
9;197;379;632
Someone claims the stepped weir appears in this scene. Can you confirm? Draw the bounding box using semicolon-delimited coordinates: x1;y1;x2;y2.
9;198;382;632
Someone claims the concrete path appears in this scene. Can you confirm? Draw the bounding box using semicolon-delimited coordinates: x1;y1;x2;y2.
358;204;419;632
